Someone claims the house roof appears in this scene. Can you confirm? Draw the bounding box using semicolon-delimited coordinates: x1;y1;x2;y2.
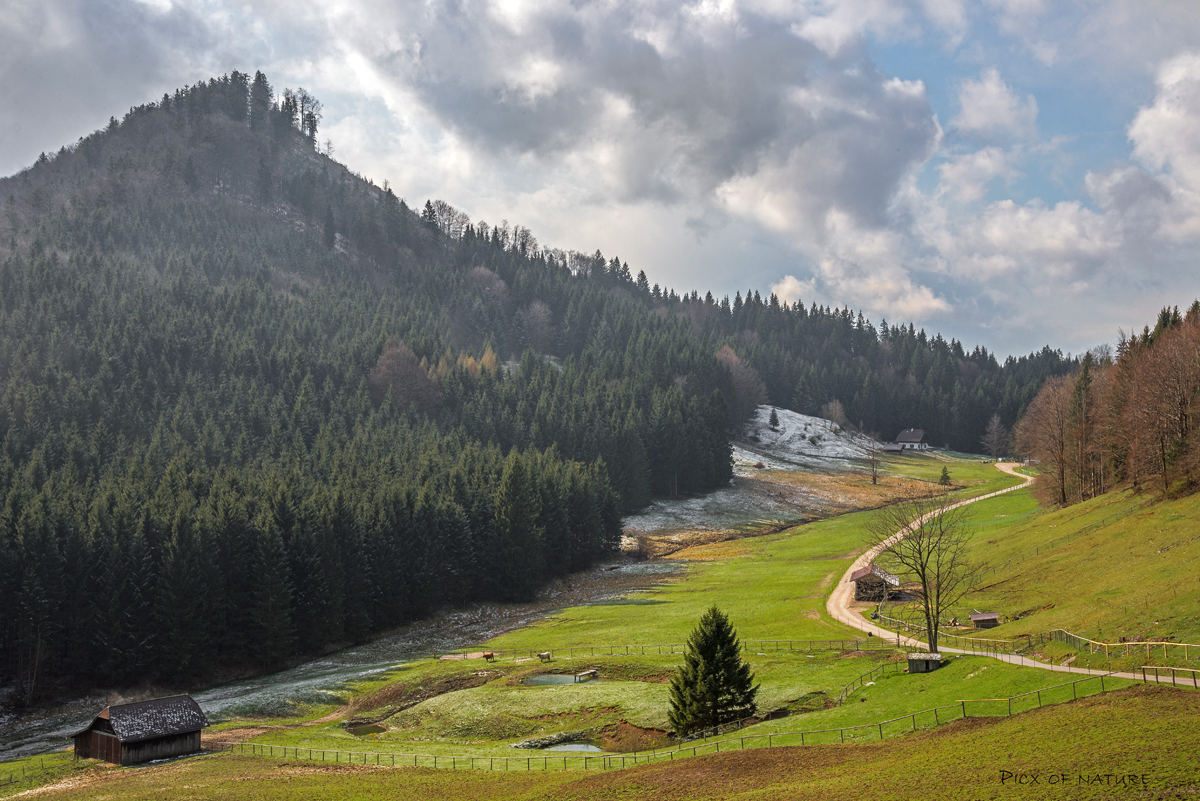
880;443;904;453
849;564;900;586
895;429;926;444
75;695;209;743
969;612;1000;621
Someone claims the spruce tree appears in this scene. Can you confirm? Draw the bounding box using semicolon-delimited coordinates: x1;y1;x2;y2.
939;466;952;486
668;606;759;736
768;407;779;429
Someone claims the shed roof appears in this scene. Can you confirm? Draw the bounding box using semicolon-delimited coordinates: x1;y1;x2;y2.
969;612;1000;621
895;429;926;444
906;652;943;660
849;564;900;586
76;695;209;743
880;443;904;453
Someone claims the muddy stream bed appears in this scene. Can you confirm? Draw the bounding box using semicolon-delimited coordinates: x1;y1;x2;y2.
0;560;678;761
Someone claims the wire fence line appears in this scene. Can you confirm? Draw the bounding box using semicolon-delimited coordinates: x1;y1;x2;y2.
873;614;1200;663
437;637;894;663
682;653;916;742
0;757;65;789
227;672;1127;773
835;660;908;705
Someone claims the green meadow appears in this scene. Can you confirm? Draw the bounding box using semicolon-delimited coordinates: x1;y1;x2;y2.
8;459;1200;799
11;686;1198;800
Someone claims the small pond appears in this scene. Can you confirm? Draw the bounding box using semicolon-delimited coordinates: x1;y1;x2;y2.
348;724;386;736
543;743;604;752
522;675;599;686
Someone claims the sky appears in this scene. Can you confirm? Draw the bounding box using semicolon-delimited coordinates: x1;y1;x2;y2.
3;1;1200;357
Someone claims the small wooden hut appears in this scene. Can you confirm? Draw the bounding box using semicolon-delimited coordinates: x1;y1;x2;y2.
73;695;209;765
907;652;943;673
850;564;901;602
969;612;1001;629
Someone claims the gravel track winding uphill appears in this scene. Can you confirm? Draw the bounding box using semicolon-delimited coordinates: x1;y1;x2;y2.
826;464;1184;686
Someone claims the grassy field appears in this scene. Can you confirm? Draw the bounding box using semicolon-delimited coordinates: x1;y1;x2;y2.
11;459;1200;798
15;685;1198;800
488;458;1019;651
882;483;1200;664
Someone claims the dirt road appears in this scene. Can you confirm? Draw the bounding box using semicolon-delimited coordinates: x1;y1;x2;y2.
824;463;1184;685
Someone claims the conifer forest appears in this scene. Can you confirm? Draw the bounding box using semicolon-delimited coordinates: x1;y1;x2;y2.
0;72;1075;701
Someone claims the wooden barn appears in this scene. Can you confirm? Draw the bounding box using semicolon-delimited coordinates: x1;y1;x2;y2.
73;695;209;765
850;564;901;602
969;612;1001;629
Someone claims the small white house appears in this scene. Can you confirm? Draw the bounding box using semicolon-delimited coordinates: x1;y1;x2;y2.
895;429;929;450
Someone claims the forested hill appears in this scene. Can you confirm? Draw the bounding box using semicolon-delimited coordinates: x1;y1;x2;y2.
0;71;1071;700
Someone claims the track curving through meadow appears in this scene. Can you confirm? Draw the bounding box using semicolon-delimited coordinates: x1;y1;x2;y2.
825;463;1185;685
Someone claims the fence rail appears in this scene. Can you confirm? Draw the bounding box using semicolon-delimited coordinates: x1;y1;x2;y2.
836;660;907;705
1140;665;1200;688
872;615;1199;662
228;672;1124;772
0;758;61;789
439;637;892;662
875;614;1018;653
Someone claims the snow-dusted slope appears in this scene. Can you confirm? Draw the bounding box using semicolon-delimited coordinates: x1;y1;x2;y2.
734;405;878;469
622;406;886;537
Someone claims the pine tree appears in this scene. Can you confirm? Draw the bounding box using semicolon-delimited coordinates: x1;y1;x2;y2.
768;407;779;429
668;606;758;736
939;466;952;486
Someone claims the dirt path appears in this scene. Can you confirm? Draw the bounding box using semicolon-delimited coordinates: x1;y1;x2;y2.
824;463;1184;686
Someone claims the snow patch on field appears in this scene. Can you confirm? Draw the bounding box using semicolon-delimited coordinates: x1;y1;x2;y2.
736;406;876;468
623;406;882;535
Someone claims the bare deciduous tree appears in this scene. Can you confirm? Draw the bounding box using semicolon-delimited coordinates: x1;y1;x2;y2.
865;441;881;485
981;413;1008;458
367;338;441;416
866;495;974;653
714;345;767;429
1017;374;1072;504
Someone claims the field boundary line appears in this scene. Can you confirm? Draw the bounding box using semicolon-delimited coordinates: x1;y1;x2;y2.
228;671;1134;772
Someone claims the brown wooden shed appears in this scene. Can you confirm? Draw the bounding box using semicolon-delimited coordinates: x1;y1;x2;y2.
969;612;1001;629
850;564;901;602
73;695;209;765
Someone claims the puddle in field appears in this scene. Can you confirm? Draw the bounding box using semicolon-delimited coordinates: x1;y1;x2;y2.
348;724;386;736
522;675;600;686
544;743;604;752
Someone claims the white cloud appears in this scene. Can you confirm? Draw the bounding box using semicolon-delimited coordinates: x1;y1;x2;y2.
1127;51;1200;241
789;0;911;57
8;1;1200;356
937;146;1016;202
952;67;1037;140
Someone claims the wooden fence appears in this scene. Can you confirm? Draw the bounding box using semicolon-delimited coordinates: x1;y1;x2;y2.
835;659;907;705
439;637;892;662
0;757;62;789
1140;665;1200;688
229;672;1126;772
874;614;1199;662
